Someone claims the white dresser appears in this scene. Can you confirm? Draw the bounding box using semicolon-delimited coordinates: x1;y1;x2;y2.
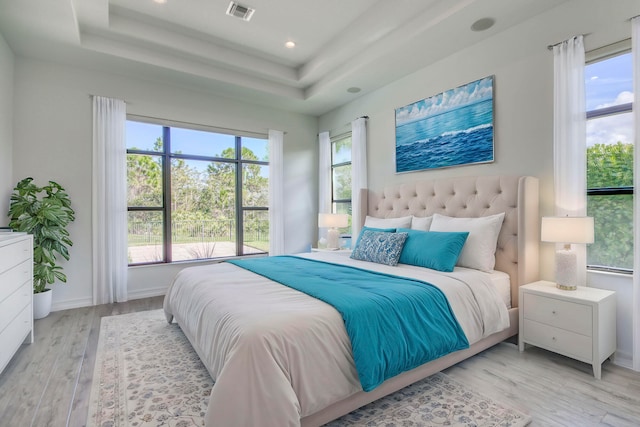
518;280;616;379
0;233;34;375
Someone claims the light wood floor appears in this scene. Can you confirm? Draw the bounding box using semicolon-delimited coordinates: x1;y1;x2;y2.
1;297;640;426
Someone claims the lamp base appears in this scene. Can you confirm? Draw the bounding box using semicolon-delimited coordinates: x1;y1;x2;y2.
555;247;578;291
326;228;340;250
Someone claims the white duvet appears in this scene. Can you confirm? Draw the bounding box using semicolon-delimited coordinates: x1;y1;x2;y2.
163;252;510;427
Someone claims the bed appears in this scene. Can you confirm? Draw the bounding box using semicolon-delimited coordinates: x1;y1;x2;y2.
163;175;539;427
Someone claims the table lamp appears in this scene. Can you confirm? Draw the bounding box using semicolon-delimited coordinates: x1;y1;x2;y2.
318;213;349;250
541;216;594;290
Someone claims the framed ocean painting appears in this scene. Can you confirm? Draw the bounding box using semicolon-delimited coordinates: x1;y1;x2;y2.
395;76;494;173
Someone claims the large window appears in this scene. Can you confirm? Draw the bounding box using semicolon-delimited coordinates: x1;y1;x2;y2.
126;120;269;265
331;133;352;236
585;51;633;272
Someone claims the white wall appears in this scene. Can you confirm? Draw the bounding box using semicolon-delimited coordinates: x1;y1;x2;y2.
319;0;639;365
12;57;318;310
0;33;14;225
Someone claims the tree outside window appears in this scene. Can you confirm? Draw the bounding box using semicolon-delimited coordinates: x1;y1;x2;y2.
126;120;269;265
331;134;352;237
585;51;633;272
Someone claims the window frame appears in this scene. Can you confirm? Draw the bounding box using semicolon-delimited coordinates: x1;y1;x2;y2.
585;46;634;274
330;132;352;237
126;118;269;266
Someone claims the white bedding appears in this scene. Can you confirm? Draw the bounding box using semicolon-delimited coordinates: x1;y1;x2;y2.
163;252;510;427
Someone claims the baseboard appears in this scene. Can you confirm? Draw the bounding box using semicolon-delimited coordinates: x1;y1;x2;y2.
51;297;93;312
50;288;166;312
612;351;632;370
127;287;167;300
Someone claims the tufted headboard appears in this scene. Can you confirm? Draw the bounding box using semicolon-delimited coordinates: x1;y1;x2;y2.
359;175;539;308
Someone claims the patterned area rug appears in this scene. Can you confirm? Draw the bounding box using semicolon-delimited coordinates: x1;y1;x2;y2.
87;309;532;427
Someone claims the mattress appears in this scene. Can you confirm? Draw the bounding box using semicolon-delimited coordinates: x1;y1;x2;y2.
163;251;511;427
317;250;512;308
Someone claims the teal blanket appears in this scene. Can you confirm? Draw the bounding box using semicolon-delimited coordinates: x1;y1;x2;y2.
228;256;469;391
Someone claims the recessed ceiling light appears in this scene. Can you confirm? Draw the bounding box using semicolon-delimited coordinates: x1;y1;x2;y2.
153;0;167;4
285;41;296;49
470;17;495;32
347;87;361;94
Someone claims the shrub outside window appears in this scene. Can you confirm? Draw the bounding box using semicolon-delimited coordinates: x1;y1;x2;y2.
585;51;633;272
126;120;269;265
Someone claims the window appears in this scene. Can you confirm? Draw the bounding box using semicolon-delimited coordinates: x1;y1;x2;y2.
331;133;352;236
585;51;633;272
126;120;269;265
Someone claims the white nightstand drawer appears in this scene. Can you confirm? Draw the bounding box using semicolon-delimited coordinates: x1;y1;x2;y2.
0;283;31;335
0;260;32;303
0;237;31;274
523;319;592;362
523;293;592;336
0;304;31;373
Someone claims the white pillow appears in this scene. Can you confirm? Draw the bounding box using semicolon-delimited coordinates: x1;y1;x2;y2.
429;212;505;272
364;215;412;229
411;215;433;231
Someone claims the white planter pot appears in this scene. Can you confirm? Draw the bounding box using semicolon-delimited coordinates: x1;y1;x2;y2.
33;288;52;319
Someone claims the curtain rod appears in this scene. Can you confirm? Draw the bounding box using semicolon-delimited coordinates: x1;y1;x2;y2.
547;34;587;51
320;115;369;136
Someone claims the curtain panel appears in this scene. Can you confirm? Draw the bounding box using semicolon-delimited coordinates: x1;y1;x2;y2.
351;117;368;243
92;96;128;305
318;131;331;244
268;129;285;255
631;16;640;372
552;35;587;285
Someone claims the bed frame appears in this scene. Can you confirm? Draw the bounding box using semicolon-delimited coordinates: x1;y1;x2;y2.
301;175;539;427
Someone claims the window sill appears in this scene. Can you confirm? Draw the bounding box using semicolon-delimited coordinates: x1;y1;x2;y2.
128;252;267;269
587;266;632;276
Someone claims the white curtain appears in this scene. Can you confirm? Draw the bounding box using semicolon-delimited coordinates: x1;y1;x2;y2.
552;35;587;285
318;131;331;214
318;131;331;244
92;96;128;305
631;16;640;371
269;129;285;255
351;117;368;244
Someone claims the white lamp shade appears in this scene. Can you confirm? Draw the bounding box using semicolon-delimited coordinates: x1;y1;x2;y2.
541;216;594;244
318;213;349;228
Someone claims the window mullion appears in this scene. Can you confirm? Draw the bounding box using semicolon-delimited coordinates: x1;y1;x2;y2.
163;126;172;263
235;136;243;256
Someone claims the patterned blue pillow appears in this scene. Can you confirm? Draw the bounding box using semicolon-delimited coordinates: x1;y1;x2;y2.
353;226;396;247
350;230;408;266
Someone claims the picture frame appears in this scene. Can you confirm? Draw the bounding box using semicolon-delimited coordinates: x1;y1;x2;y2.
395;76;494;173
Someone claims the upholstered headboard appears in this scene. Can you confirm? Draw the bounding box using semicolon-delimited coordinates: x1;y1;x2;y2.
359;175;539;308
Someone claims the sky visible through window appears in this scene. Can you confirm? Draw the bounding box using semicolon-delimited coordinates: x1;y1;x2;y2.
585;52;633;146
126;121;269;175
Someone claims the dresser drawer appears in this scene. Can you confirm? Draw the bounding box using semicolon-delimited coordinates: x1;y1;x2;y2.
0;259;31;303
523;319;592;362
0;282;32;336
0;237;31;274
0;304;32;373
523;293;592;336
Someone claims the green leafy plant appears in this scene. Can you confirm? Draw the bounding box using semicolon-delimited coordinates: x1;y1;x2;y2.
8;177;75;293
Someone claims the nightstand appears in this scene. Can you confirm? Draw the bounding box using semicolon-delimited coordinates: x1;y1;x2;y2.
311;248;352;254
518;280;616;379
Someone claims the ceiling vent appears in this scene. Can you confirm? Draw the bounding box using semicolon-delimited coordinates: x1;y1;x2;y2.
226;1;255;21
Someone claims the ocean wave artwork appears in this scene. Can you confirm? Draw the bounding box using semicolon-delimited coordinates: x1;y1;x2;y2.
395;76;494;173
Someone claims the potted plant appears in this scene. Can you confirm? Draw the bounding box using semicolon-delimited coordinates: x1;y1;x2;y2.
8;177;75;319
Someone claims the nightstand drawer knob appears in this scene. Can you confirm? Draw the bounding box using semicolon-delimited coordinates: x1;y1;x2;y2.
552;310;557;315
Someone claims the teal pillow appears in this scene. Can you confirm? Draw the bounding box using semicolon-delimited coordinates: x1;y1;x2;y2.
350;230;408;266
397;228;469;272
353;226;396;247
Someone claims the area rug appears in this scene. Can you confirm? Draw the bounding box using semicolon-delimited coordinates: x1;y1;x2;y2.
87;309;532;427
